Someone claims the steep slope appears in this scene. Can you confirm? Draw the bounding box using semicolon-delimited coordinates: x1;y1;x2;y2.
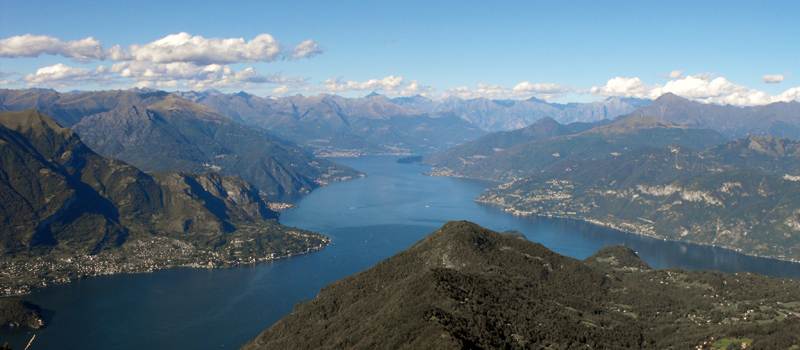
0;88;176;127
427;116;728;182
623;93;800;139
244;221;800;349
177;91;485;156
0;89;363;196
477;136;800;261
0;110;328;295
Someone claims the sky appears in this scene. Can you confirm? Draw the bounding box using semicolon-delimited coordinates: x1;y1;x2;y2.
0;0;798;105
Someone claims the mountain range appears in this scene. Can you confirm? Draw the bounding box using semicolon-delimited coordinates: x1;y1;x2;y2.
0;89;362;196
392;94;651;130
622;92;800;140
176;90;486;156
423;116;729;182
244;221;800;349
0;109;328;295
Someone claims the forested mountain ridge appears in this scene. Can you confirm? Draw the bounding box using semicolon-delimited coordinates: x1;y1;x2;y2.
0;110;329;295
0;89;363;197
424;116;728;182
243;221;800;349
422;116;611;171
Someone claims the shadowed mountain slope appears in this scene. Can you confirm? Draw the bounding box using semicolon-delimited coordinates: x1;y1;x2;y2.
0;110;328;294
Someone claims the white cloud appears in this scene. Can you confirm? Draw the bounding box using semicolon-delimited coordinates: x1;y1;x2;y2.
664;70;684;79
652;75;747;100
122;32;285;65
272;85;295;95
762;73;787;83
0;34;106;63
1;32;323;66
288;40;324;59
320;75;404;93
445;84;507;99
442;82;576;100
510;82;575;100
22;63;113;87
588;77;650;98
385;80;435;96
590;73;800;106
108;61;307;90
17;60;307;90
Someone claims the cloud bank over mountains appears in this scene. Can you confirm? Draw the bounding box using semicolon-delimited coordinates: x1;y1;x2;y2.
1;33;798;106
589;74;800;106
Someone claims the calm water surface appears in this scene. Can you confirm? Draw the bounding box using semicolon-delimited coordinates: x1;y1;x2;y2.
4;156;800;349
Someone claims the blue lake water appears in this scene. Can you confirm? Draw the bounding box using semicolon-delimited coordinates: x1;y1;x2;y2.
4;156;800;349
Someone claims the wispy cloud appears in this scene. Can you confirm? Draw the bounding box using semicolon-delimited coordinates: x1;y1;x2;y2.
762;73;789;83
318;75;405;93
385;80;435;97
664;70;684;79
444;82;575;100
288;40;324;60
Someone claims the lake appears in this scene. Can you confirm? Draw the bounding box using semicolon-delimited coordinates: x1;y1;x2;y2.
4;156;800;349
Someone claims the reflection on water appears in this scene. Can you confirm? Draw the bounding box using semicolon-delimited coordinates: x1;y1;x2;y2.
3;156;799;349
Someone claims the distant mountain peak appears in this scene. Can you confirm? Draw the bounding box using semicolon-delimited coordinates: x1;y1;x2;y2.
525;96;549;104
364;92;383;98
0;109;71;137
652;92;689;104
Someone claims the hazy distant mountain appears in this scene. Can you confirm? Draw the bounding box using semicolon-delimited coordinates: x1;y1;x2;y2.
0;109;330;294
423;117;611;171
478;135;800;261
0;89;363;196
425;116;728;182
622;93;800;139
392;95;650;131
244;221;800;349
176;90;485;156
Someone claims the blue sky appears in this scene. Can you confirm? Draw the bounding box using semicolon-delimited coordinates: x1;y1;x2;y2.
1;0;798;104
